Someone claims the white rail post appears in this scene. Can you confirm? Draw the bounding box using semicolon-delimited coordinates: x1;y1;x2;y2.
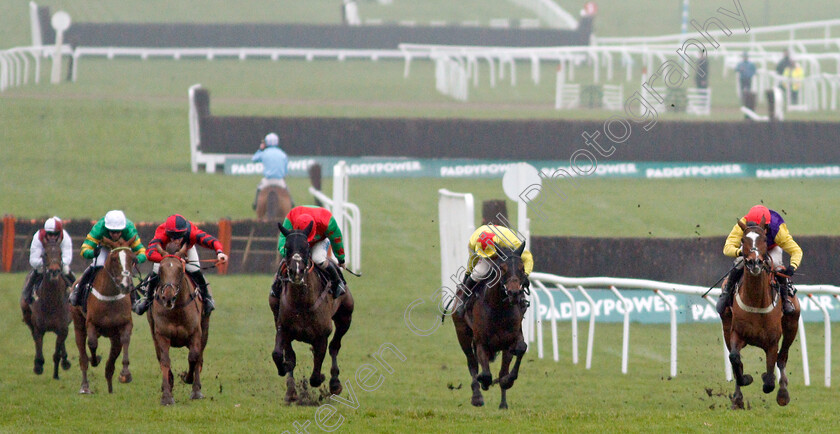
798;313;811;386
333;161;348;263
703;295;733;382
655;289;678;378
808;294;831;387
609;286;631;374
551;284;575;364
577;286;596;370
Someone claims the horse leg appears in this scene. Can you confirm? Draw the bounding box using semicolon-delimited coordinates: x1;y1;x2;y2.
728;336;749;410
32;328;45;376
272;324;286;376
475;344;493;392
328;305;353;395
454;319;483;407
284;342;298;403
189;333;204;400
72;313;91;394
86;323;102;367
119;324;133;384
104;335;122;394
156;335;175;406
777;310;800;406
60;333;71;371
497;351;513;410
761;341;779;395
52;327;69;380
309;337;327;388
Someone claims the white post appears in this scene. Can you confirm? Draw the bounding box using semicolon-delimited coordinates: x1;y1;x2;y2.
50;11;71;85
655;289;678;378
333;161;348;247
578;286;597;370
610;286;631;374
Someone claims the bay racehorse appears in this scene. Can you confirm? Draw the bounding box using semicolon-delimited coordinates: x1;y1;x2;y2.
71;236;139;394
147;242;210;405
452;242;528;409
21;238;72;379
256;184;292;223
719;219;800;409
269;222;354;403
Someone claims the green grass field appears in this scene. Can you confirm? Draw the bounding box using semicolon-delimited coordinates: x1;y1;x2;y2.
3;0;840;431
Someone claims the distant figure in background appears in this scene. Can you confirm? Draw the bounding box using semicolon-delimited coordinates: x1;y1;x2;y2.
735;51;756;94
251;132;289;211
695;51;709;89
783;61;804;105
775;49;792;77
21;217;75;305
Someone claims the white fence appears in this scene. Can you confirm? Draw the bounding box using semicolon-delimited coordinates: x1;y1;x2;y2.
437;189;475;292
528;273;840;387
307;161;362;274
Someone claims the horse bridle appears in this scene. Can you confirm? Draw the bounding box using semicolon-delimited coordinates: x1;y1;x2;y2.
283;233;313;285
156;254;197;307
102;246;140;293
742;230;772;275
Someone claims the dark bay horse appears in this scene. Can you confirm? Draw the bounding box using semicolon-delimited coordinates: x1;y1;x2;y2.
269;222;354;403
719;219;800;409
21;239;72;379
71;237;138;394
256;185;292;223
147;242;210;405
452;242;528;409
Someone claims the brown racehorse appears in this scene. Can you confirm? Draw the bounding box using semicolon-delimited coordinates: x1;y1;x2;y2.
719;219;800;409
147;242;210;406
21;238;72;379
256;185;293;223
71;237;138;394
269;222;354;403
452;242;528;409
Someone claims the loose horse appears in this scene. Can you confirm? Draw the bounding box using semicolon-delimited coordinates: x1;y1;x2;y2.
71;237;138;394
147;242;210;405
21;238;72;379
269;222;354;403
719;219;800;409
452;242;528;409
256;184;293;222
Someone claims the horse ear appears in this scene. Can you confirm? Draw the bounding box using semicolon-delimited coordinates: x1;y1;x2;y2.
737;219;746;231
177;241;189;258
304;221;314;237
760;215;766;226
125;235;137;247
278;223;290;237
513;240;526;257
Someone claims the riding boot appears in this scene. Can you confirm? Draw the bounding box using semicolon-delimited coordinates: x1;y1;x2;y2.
455;275;479;316
252;188;261;210
132;272;158;315
188;270;215;316
716;266;744;316
325;263;346;299
777;276;796;315
21;270;42;304
70;265;101;307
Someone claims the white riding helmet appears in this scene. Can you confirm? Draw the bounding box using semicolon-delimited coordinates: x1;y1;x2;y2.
104;210;127;231
264;132;279;147
44;216;62;232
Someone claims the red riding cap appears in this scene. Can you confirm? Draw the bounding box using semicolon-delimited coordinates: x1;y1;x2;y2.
293;214;316;242
164;214;190;234
745;205;771;225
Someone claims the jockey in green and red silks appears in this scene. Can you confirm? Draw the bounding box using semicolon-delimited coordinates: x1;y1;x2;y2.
277;206;347;298
133;214;228;317
717;205;803;316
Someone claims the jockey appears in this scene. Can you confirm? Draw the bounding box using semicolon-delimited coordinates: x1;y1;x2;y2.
277;206;347;299
132;214;228;316
456;224;534;315
21;217;75;304
717;205;802;315
251;132;289;210
70;210;147;306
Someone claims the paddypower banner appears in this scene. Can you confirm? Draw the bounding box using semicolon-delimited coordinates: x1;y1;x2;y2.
534;289;839;324
224;157;840;179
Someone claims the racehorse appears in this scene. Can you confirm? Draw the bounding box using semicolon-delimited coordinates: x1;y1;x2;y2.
147;242;210;405
719;219;800;409
452;242;528;409
269;222;354;403
70;236;138;394
21;238;72;379
256;184;293;222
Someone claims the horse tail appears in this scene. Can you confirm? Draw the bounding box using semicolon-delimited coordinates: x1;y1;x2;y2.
266;189;279;220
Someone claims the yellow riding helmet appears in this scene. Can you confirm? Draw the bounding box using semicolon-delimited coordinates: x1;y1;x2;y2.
474;231;497;258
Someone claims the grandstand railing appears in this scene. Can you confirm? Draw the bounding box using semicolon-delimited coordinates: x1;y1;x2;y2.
528;272;840;387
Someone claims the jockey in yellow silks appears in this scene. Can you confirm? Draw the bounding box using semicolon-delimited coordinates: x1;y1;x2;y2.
455;224;534;316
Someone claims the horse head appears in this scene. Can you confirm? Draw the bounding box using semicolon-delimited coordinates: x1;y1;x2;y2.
156;241;189;310
494;241;528;303
103;235;138;294
738;217;770;276
41;239;64;282
279;221;314;286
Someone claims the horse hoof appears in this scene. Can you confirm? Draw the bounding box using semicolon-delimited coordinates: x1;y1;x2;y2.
91;356;101;367
180;371;193;385
34;365;43;375
763;383;775;394
61;359;72;370
477;373;492;391
499;402;508;410
777;389;790;406
191;391;205;400
329;378;343;395
272;352;285;376
285;391;298;404
79;387;92;395
471;396;484;407
120;373;132;384
310;373;326;388
739;374;753;387
161;396;175;406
